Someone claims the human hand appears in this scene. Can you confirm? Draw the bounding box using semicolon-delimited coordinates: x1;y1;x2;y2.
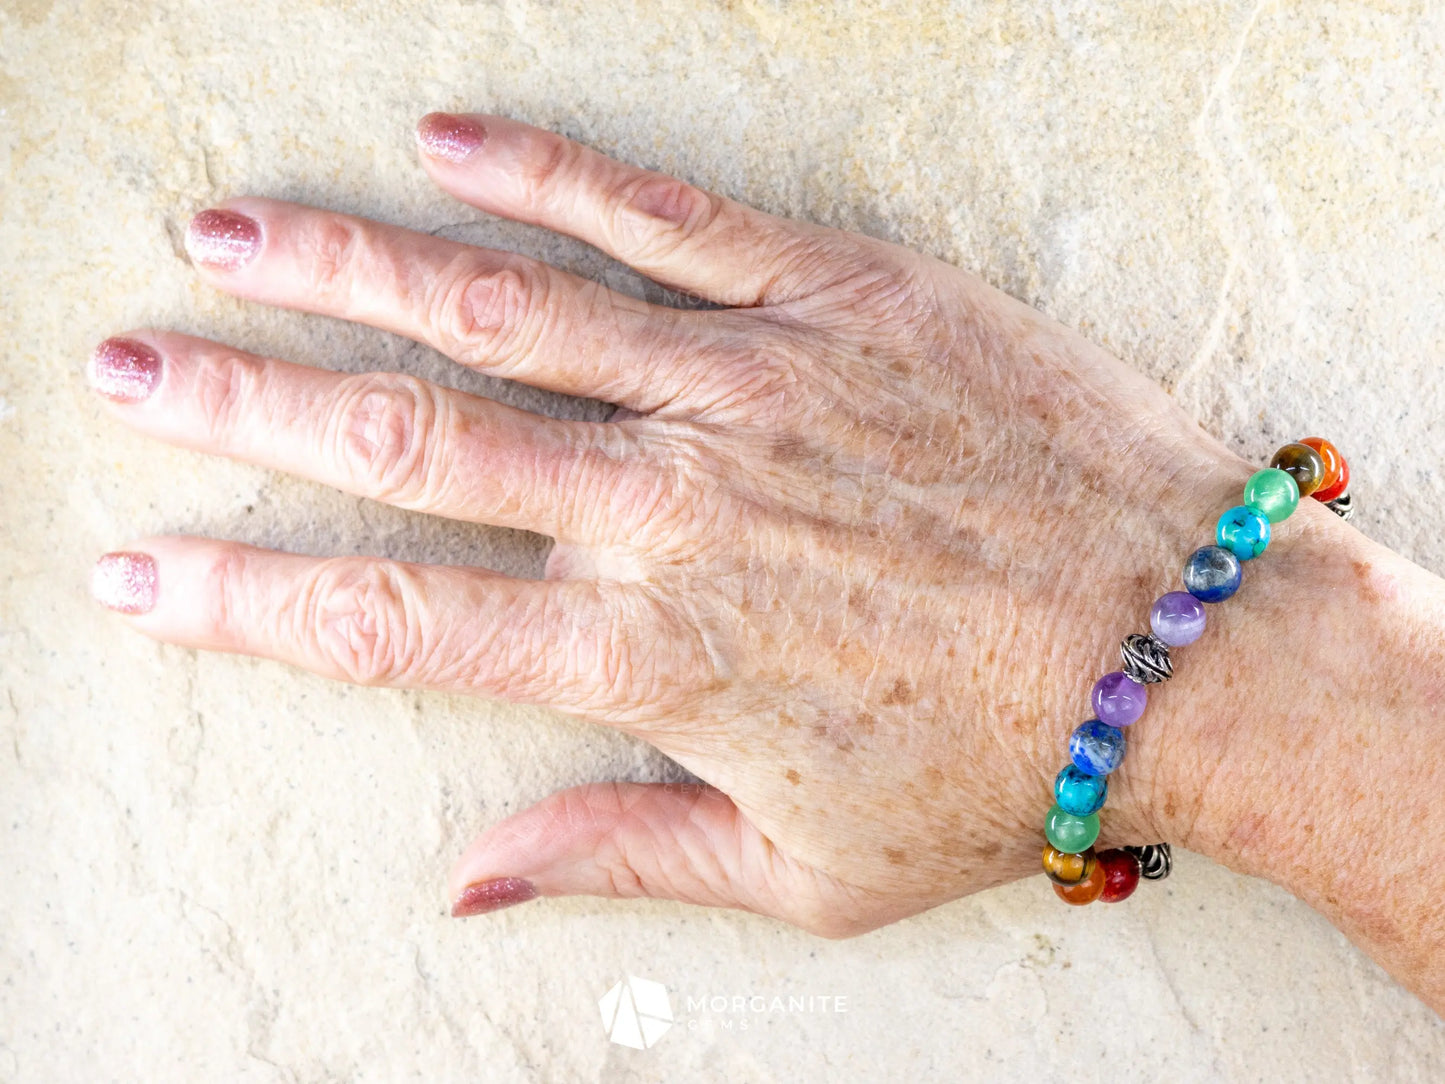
88;112;1344;934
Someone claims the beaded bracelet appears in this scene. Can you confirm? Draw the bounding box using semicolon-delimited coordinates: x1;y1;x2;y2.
1041;437;1354;905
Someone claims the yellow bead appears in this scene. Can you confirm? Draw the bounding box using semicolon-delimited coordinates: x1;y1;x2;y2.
1269;442;1326;498
1042;845;1098;886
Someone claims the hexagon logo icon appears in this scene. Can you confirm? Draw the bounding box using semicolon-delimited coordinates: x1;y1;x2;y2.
598;975;674;1049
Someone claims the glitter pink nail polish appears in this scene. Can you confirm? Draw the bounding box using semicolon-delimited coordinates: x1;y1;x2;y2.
89;338;162;402
451;877;537;917
186;208;262;271
91;552;158;615
417;113;487;163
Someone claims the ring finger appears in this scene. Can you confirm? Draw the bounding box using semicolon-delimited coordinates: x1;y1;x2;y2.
89;331;666;546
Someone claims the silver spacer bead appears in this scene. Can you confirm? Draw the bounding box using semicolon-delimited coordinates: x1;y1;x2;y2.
1325;490;1354;522
1124;843;1173;881
1120;632;1173;685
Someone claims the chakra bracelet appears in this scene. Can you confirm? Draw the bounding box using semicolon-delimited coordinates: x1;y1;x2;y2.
1041;437;1354;905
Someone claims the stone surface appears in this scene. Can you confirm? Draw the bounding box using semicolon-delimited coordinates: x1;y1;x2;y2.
3;1;1444;1079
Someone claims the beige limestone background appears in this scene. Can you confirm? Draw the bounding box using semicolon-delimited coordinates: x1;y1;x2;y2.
2;0;1444;1079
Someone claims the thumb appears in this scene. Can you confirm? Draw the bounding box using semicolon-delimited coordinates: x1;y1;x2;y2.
447;781;873;936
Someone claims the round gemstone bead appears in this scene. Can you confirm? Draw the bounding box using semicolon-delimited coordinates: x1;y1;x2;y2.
1097;848;1142;903
1301;437;1349;502
1149;590;1206;646
1242;471;1300;526
1054;764;1109;817
1042;845;1097;886
1183;544;1243;602
1053;859;1107;905
1069;720;1127;776
1270;442;1326;498
1243;468;1300;523
1091;671;1148;727
1216;504;1271;560
1044;805;1100;853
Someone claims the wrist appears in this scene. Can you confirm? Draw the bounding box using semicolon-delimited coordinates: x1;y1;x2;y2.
1159;507;1418;871
1052;453;1378;861
1148;491;1445;1012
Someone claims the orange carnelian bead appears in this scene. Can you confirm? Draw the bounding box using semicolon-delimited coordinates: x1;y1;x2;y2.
1042;845;1097;886
1053;858;1106;905
1301;437;1350;502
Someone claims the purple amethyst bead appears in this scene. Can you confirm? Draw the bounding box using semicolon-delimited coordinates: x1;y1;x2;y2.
1150;591;1207;647
1091;671;1148;727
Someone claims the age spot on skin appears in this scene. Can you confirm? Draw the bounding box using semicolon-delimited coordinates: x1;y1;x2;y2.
881;678;915;706
1353;558;1400;605
812;720;855;751
785;769;802;785
884;847;908;865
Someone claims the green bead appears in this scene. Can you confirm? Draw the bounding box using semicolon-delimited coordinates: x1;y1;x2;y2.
1243;468;1300;523
1044;804;1100;853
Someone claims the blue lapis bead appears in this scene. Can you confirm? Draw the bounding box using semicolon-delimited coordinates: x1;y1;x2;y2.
1054;764;1109;816
1069;719;1127;776
1183;544;1243;603
1216;504;1271;560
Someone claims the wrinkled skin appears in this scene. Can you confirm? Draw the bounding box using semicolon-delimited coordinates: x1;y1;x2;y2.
93;112;1258;935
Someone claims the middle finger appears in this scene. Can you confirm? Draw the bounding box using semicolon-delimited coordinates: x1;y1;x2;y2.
183;197;708;412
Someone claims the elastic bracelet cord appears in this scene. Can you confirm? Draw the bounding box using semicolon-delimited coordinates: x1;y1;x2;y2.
1042;437;1355;905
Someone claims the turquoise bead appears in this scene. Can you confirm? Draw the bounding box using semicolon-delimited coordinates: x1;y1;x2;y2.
1216;504;1271;560
1044;804;1101;853
1243;468;1299;523
1054;765;1108;816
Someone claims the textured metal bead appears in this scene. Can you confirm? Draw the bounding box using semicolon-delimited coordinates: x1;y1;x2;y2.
1326;490;1354;522
1120;632;1172;685
1123;843;1173;881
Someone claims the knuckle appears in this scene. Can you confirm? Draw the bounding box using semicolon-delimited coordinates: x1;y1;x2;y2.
517;130;577;212
304;561;420;686
552;426;709;557
332;373;443;504
675;330;809;425
194;352;266;436
293;216;364;303
546;428;637;531
611;176;721;264
432;259;543;366
202;544;251;643
594;836;648;899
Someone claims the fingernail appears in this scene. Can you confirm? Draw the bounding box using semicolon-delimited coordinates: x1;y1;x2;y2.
89;338;162;402
417;113;487;163
91;552;158;615
451;876;537;917
186;208;262;271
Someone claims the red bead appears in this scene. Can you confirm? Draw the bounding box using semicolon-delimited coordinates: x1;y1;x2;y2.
1097;848;1141;903
1301;437;1350;502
